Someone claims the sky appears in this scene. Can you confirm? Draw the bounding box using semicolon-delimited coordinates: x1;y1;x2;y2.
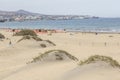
0;0;119;17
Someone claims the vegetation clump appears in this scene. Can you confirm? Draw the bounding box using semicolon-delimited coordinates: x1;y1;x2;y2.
14;29;37;36
32;36;43;41
79;55;120;68
30;50;78;63
0;33;5;39
45;40;56;46
40;44;47;48
17;35;42;42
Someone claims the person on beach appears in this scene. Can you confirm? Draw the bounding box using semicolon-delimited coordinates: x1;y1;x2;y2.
104;42;107;46
9;40;12;45
12;29;15;35
95;32;98;35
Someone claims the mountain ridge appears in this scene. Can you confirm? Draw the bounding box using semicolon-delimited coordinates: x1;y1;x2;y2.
0;9;99;21
0;9;44;16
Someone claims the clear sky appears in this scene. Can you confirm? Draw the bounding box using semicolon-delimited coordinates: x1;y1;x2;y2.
0;0;119;17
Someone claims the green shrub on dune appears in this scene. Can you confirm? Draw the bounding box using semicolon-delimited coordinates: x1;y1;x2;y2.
17;35;43;42
32;36;43;41
14;29;37;36
79;55;120;68
44;40;56;46
40;44;47;48
30;50;78;63
0;33;5;39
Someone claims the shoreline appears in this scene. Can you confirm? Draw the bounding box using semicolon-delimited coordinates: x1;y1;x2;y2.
67;30;120;34
0;28;120;34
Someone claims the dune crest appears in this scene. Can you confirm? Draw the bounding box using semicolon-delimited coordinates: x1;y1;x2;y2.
79;55;120;68
61;55;120;80
15;35;56;48
30;50;78;63
17;35;43;42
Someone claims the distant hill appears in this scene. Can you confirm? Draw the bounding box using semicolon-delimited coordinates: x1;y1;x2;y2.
0;9;99;21
0;9;44;16
16;9;44;16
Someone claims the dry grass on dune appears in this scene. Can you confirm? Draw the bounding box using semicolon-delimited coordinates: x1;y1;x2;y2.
17;35;43;43
30;50;78;63
44;40;56;46
17;35;56;48
79;55;120;68
0;33;5;39
39;40;56;48
40;44;47;48
32;36;43;41
14;29;37;36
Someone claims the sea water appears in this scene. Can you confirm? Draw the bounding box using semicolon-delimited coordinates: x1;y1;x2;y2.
0;18;120;32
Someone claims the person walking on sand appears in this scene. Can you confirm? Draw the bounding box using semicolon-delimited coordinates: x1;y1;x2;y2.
104;42;107;46
9;41;12;45
8;40;14;48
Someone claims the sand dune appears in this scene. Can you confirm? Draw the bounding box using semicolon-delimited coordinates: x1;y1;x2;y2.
30;50;78;63
62;55;120;80
15;35;56;49
1;61;76;80
1;29;120;80
62;61;120;80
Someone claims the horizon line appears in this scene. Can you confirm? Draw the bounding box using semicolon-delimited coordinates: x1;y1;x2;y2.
0;9;120;18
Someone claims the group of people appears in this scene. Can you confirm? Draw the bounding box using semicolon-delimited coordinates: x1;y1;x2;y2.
6;29;65;34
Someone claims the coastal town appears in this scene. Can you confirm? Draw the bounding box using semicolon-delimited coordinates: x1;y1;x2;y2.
0;10;99;22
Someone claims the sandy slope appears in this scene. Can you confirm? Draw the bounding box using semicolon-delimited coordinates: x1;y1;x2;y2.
0;30;120;80
62;62;120;80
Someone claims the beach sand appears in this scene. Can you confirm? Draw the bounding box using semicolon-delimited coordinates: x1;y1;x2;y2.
0;29;120;80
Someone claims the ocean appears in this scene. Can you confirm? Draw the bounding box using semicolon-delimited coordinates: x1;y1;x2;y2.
0;18;120;32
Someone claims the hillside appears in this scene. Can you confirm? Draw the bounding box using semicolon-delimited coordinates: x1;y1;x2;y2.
0;10;99;21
